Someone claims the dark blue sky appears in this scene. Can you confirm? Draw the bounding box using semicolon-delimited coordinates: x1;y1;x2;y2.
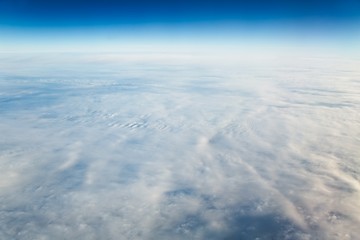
1;0;360;52
1;0;360;27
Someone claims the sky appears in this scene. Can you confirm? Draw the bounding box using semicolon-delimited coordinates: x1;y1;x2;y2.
0;0;360;52
1;0;359;26
1;1;360;239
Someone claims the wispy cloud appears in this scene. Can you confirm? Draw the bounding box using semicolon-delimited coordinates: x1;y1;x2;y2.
0;52;359;239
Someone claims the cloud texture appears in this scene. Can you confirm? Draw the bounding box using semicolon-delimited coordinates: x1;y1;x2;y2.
0;52;359;239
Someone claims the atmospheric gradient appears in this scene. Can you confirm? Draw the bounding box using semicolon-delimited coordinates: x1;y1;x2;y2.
0;0;360;240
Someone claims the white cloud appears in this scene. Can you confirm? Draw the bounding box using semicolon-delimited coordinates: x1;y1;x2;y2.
0;52;359;239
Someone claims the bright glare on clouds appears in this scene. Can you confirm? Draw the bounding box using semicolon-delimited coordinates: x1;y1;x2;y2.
0;52;359;239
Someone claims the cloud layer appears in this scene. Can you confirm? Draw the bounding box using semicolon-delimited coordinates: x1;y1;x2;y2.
0;52;359;239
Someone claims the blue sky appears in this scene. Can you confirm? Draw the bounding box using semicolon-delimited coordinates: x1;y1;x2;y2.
0;0;359;52
1;0;360;26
